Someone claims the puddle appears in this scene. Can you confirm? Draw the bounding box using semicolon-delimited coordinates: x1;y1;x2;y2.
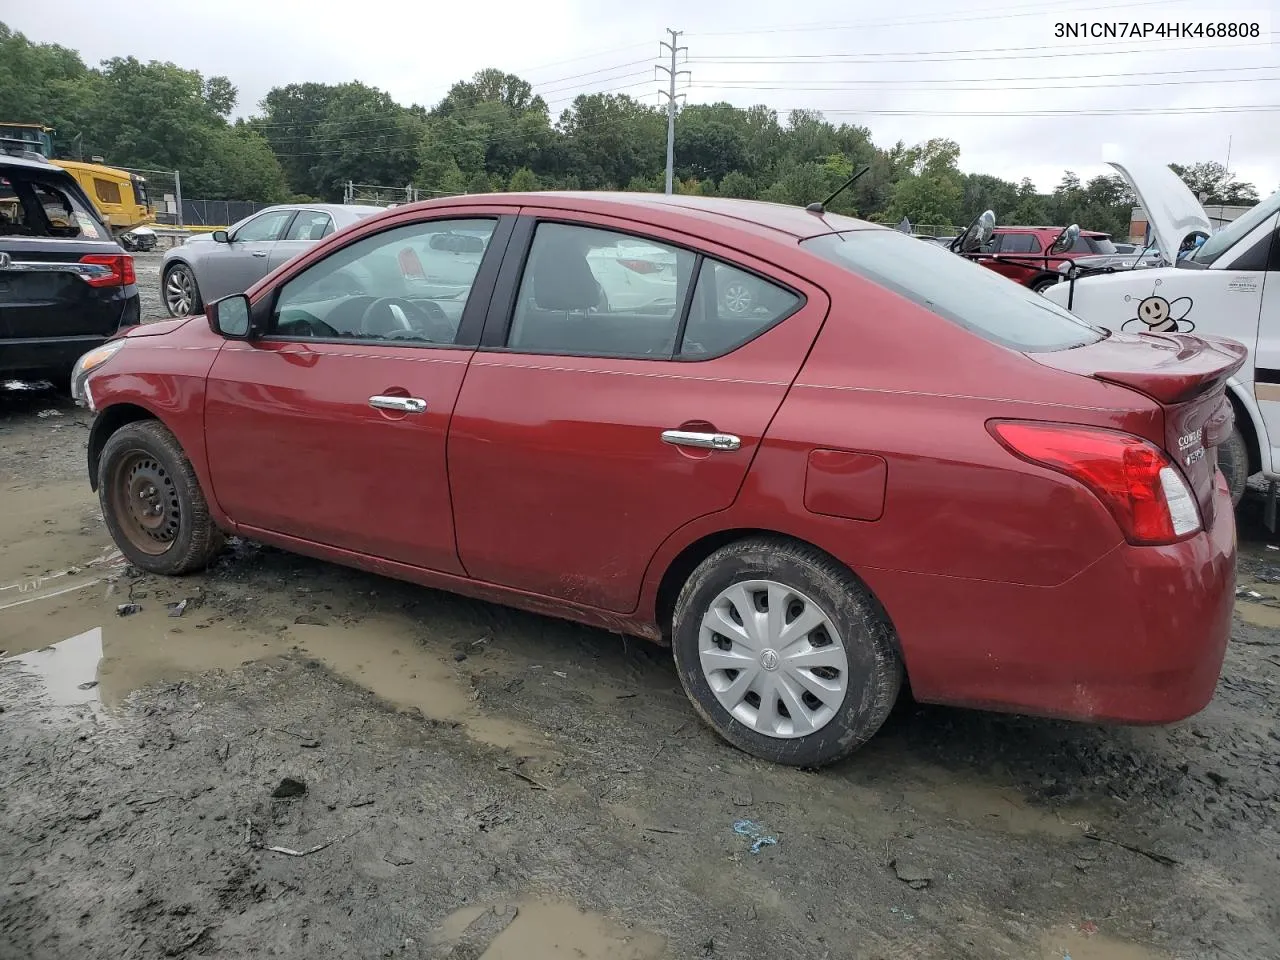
0;474;547;754
435;900;667;959
901;768;1090;840
1039;925;1170;960
3;628;104;711
2;599;546;754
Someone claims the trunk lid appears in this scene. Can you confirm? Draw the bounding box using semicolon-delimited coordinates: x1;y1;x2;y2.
1033;331;1247;525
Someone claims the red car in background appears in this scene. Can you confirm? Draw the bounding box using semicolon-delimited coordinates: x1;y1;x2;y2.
968;225;1128;293
72;192;1240;768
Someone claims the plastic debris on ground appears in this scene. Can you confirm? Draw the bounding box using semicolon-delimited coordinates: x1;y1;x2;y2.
733;818;778;854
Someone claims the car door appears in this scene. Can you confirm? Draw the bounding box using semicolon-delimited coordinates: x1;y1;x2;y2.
203;211;514;572
267;209;334;273
201;208;296;302
446;214;830;613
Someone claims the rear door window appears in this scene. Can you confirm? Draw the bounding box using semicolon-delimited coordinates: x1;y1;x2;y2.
284;211;334;241
803;229;1104;352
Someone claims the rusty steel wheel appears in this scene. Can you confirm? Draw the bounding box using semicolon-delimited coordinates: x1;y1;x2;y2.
97;420;224;575
108;451;182;556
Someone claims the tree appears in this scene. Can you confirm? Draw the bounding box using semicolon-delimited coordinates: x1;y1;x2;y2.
556;93;665;189
508;167;540;192
1169;161;1259;205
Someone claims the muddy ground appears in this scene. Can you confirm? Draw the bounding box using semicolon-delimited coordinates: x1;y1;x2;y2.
1;256;1278;959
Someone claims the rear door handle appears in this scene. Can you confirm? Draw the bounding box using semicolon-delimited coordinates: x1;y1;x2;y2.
661;429;741;451
252;251;268;258
369;395;427;413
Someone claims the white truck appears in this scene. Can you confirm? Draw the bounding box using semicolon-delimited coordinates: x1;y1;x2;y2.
1042;161;1280;516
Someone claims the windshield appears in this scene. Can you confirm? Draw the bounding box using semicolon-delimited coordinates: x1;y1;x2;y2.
803;229;1105;352
1188;188;1280;266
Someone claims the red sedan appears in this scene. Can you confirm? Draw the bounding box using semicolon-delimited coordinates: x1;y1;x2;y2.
72;192;1241;767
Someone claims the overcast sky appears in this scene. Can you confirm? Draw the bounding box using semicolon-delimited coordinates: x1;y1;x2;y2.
7;0;1279;194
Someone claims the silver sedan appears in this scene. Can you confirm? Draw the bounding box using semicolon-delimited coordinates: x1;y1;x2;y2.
161;203;384;317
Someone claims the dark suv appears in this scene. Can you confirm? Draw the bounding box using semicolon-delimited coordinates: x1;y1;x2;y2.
1;154;140;387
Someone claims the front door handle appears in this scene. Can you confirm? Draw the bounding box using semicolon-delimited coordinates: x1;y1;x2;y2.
369;395;427;413
661;429;741;451
252;251;268;258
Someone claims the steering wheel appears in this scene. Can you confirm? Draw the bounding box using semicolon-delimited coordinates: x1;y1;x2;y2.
276;312;340;339
359;297;455;342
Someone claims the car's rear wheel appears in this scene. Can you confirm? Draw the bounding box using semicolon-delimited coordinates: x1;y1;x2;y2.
671;537;902;767
98;421;224;575
1217;425;1249;507
163;263;202;318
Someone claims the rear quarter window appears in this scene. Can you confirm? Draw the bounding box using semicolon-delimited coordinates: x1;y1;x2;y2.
0;172;103;239
802;229;1105;352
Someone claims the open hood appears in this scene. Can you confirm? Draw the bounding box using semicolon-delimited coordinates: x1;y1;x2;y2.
1108;160;1212;264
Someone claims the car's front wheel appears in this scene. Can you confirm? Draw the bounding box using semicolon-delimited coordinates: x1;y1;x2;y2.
98;420;224;575
1031;274;1060;294
671;537;903;767
163;263;202;318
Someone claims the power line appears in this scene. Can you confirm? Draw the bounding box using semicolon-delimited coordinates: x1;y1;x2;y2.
686;0;1199;38
782;104;1280;117
696;75;1280;93
689;64;1278;85
689;38;1273;65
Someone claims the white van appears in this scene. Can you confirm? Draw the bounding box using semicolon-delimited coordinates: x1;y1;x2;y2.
1042;162;1280;512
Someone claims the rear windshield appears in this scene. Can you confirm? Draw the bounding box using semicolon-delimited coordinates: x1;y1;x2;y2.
0;171;104;239
803;229;1105;352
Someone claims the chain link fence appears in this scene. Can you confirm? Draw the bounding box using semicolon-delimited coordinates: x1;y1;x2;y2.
180;199;275;228
116;166;182;226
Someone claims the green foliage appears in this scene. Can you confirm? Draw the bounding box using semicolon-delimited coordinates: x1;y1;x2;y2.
1169;161;1259;205
0;23;289;202
2;19;1265;232
508;166;540;192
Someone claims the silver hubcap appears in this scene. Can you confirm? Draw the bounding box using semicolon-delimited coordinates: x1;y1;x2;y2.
698;580;849;739
722;283;753;314
165;268;195;316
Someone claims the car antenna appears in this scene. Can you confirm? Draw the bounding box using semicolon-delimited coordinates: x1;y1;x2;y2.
805;165;870;216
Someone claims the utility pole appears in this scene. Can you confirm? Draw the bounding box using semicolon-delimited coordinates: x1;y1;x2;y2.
657;28;689;195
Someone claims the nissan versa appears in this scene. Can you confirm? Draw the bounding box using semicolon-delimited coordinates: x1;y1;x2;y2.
70;192;1240;767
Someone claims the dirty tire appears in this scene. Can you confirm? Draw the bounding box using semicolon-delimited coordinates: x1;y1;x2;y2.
1031;275;1060;294
671;536;902;768
97;420;224;575
1218;425;1249;507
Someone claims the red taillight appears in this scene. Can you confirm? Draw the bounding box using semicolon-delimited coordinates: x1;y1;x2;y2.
618;258;659;274
398;247;425;279
989;420;1201;546
79;254;135;288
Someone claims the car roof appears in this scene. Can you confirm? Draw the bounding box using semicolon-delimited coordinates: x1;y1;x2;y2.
400;191;882;241
0;153;67;175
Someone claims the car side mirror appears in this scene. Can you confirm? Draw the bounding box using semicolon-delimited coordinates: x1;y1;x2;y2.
212;230;230;243
1050;223;1080;255
209;294;252;339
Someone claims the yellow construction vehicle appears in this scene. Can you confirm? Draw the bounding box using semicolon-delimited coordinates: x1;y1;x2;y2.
0;122;156;241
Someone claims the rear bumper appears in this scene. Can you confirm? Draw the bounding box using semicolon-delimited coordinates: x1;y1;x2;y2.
0;335;110;377
1;292;141;379
879;475;1237;724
